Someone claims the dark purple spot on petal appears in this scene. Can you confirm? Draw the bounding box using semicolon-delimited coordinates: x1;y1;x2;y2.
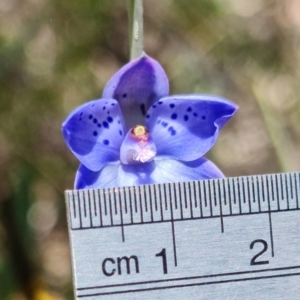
80;112;83;116
146;114;150;119
168;126;176;136
171;113;177;120
157;120;161;124
97;124;102;128
117;120;121;124
202;115;206;120
103;121;109;128
184;115;189;121
140;103;146;116
161;122;168;127
152;105;157;108
111;103;115;106
193;112;198;117
89;114;93;119
122;93;127;98
170;104;175;108
107;111;110;114
92;104;95;107
119;130;123;136
93;118;97;124
158;101;163;105
103;139;109;145
103;106;106;110
187;107;192;112
107;116;113;123
93;131;98;136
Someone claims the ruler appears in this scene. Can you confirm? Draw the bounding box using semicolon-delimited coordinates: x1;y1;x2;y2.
66;173;300;300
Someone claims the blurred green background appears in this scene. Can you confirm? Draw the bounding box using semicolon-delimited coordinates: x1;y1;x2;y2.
1;0;300;299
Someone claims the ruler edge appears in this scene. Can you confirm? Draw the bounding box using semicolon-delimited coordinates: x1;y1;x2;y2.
65;192;79;299
64;172;299;195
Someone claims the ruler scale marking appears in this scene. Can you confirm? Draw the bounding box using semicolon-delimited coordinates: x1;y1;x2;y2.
92;190;97;217
119;196;125;242
143;185;148;212
153;185;158;212
257;176;262;212
280;174;284;201
169;192;177;267
228;179;233;216
87;191;92;228
237;178;242;214
286;174;293;209
223;179;227;206
188;182;193;218
252;176;260;212
247;177;252;213
108;191;113;226
197;181;203;218
77;190;82;229
216;180;224;233
159;185;164;221
134;186;138;214
202;180;207;208
71;192;76;220
275;174;280;209
97;190;102;227
285;174;290;210
266;178;275;257
103;193;107;216
149;185;154;222
207;180;213;217
213;181;217;207
139;186;144;223
163;184;168;211
129;187;134;223
295;173;300;209
182;182;187;209
192;181;197;208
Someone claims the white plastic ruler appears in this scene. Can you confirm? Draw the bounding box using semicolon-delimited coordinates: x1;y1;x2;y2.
66;173;300;299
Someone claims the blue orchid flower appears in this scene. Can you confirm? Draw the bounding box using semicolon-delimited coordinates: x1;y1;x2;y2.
62;54;238;189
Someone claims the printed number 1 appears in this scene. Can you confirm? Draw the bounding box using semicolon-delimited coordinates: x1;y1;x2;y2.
155;248;168;274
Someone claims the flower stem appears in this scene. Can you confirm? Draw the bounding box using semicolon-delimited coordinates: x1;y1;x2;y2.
127;0;144;60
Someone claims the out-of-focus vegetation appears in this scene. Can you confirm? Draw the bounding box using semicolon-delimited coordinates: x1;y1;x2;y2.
1;0;300;298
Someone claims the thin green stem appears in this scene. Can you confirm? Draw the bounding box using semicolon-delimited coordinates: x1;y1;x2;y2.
127;0;144;60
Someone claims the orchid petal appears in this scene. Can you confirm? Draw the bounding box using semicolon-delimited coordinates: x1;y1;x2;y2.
116;157;223;187
118;162;156;186
150;157;224;183
146;95;237;161
103;54;169;128
75;162;156;188
62;99;126;171
75;163;119;189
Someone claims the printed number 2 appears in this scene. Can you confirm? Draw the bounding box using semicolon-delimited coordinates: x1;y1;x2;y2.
250;239;269;265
